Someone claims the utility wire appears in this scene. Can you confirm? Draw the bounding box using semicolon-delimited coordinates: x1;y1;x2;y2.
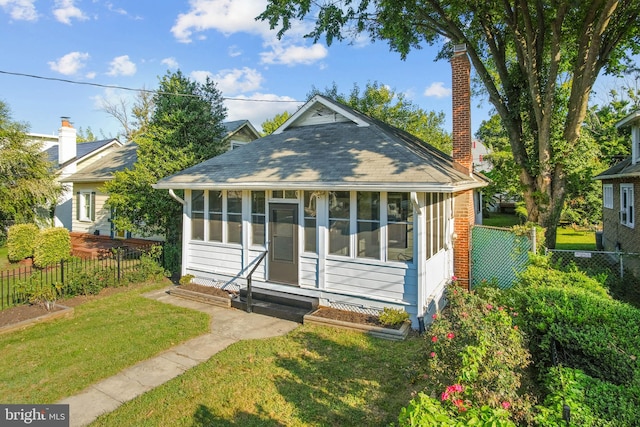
0;70;304;103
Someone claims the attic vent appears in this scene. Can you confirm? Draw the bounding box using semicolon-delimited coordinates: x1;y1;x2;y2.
454;44;466;53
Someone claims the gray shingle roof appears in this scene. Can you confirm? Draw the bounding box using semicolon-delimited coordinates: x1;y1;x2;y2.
46;139;119;168
63;143;138;182
155;97;487;192
594;156;640;180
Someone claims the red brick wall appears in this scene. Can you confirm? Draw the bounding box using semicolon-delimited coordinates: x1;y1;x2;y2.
451;46;475;289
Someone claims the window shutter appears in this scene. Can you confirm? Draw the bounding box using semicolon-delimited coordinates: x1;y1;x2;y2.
90;192;96;221
76;192;80;220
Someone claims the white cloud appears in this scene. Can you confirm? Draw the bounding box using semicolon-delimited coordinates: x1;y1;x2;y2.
161;57;179;69
190;67;264;95
260;43;328;66
228;45;242;57
105;2;126;15
85;71;96;79
0;0;38;21
107;55;136;76
424;82;451;98
225;93;302;131
171;0;271;43
48;51;90;75
53;0;88;25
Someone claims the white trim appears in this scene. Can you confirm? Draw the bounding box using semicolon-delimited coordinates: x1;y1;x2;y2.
273;95;369;134
78;191;93;222
620;183;635;228
603;184;613;209
154;181;486;192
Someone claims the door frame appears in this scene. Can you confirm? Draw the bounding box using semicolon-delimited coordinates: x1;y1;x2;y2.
268;202;299;285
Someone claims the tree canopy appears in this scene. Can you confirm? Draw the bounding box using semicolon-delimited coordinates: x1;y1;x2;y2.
258;0;640;247
0;100;61;226
103;71;227;270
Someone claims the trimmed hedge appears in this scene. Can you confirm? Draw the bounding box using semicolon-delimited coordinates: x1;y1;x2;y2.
7;223;39;261
33;227;72;267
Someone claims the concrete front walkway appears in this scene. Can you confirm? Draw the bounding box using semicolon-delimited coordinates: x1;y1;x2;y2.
57;287;299;427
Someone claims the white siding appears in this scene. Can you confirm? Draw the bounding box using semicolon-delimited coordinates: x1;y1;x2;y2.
186;242;243;275
300;255;318;288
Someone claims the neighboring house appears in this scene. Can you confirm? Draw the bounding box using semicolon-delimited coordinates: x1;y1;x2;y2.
595;111;640;262
31;118;123;230
472;139;492;173
154;47;488;329
62;120;261;239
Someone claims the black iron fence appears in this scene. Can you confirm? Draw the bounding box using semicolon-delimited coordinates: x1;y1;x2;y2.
0;245;160;310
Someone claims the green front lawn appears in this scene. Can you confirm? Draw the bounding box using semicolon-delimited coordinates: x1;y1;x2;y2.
92;326;426;427
482;212;521;228
555;227;596;250
0;280;210;404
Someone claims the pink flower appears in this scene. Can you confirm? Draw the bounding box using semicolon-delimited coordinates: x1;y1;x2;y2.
461;311;468;318
486;304;493;310
502;401;511;409
498;306;504;311
430;352;437;358
431;335;438;343
451;275;458;282
446;332;455;339
513;325;519;330
432;313;438;319
512;312;518;317
441;391;450;401
448;384;463;393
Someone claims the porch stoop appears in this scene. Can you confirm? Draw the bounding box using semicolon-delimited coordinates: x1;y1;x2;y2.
231;288;319;323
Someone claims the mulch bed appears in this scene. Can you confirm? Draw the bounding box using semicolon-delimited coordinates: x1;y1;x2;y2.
179;283;237;297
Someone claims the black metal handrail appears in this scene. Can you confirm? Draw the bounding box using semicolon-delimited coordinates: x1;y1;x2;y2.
245;242;269;313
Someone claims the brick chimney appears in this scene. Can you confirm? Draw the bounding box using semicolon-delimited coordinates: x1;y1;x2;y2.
58;116;77;165
451;44;475;290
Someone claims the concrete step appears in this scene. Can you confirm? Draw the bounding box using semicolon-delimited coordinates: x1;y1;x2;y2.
231;288;319;323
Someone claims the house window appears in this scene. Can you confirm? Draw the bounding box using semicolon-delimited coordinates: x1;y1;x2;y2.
329;191;350;256
227;191;243;244
357;192;380;259
603;184;613;209
208;190;223;242
251;191;266;246
272;190;297;199
621;184;635;228
426;193;448;260
191;190;205;240
77;191;95;222
304;191;318;253
388;192;413;262
230;141;247;150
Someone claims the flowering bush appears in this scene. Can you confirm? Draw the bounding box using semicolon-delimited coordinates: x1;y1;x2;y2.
418;281;535;424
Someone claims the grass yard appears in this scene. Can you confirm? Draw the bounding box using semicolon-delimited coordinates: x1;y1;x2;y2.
554;227;596;250
0;280;210;404
482;212;521;228
92;326;427;427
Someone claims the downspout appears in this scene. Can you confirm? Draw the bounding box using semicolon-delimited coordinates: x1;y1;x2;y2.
168;189;185;205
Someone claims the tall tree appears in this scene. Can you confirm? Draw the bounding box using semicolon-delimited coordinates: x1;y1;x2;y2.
261;111;291;136
309;81;452;153
103;71;227;271
100;88;155;142
258;0;640;247
0;100;61;225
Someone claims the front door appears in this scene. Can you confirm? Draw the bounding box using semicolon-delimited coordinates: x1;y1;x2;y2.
269;203;298;285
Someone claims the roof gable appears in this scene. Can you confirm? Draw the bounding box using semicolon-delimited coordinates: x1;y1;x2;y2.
274;95;369;134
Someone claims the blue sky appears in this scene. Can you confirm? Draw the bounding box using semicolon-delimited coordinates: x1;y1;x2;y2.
0;0;627;140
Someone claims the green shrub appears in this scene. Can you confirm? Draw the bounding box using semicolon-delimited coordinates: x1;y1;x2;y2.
398;391;515;427
33;227;71;267
508;264;640;386
535;366;640;426
379;307;410;326
122;246;167;283
7;223;39;261
179;274;195;286
422;284;535;424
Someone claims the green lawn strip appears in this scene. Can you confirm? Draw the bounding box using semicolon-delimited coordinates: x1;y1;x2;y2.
92;325;426;427
0;281;210;404
482;213;521;228
555;227;596;250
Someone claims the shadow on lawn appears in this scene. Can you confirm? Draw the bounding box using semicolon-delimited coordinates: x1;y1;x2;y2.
191;404;286;427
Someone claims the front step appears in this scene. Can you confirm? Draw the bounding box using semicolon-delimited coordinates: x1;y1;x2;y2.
231;288;318;323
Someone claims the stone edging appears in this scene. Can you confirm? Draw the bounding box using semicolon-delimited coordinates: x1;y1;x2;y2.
0;305;74;336
168;287;232;308
303;311;411;341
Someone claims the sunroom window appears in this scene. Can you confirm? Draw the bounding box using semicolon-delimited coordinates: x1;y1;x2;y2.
388;192;413;262
251;191;265;245
329;191;350;256
357;192;380;259
304;191;318;253
208;190;222;242
191;190;205;240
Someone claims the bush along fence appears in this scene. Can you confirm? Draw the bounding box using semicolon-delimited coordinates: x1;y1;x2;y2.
0;245;166;311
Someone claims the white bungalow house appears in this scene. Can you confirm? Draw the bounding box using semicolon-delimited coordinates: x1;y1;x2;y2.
154;48;487;328
32;118;123;229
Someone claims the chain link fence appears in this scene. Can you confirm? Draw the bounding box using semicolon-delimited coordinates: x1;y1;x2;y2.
546;249;640;303
471;225;535;289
